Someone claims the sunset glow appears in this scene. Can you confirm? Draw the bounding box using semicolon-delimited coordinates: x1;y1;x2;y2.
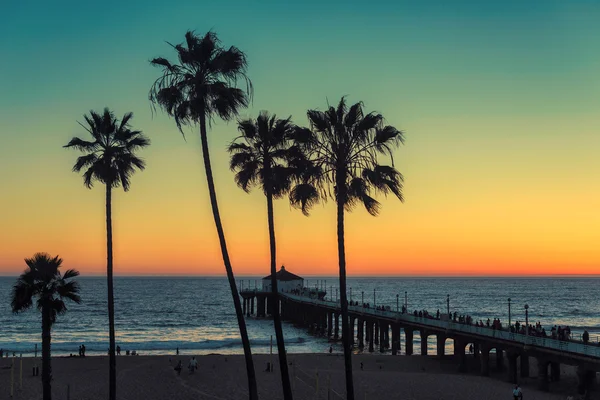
1;1;599;276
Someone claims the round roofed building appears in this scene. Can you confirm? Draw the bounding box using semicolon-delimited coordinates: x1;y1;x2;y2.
262;265;304;293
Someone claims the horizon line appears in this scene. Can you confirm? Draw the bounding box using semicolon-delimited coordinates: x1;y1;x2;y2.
1;274;599;278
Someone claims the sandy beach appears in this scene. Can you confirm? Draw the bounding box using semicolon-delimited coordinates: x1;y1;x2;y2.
1;353;590;400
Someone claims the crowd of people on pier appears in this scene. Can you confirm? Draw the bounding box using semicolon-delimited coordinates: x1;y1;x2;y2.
293;286;599;347
402;307;599;347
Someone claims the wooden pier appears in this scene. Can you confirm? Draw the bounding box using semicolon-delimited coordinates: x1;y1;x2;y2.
240;286;600;397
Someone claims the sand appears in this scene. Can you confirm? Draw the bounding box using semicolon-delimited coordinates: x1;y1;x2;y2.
0;353;590;400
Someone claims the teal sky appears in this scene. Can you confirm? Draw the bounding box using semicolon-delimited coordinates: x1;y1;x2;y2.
1;0;598;120
1;0;599;275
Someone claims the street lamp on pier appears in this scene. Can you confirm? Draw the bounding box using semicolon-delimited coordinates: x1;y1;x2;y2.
525;304;529;337
446;294;450;317
361;291;364;305
396;294;399;312
373;289;376;308
350;287;352;303
508;298;512;328
405;291;407;311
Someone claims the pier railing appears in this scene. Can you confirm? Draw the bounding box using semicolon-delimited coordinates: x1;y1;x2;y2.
280;292;600;359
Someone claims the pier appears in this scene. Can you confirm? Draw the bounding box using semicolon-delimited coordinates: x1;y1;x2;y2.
240;269;600;397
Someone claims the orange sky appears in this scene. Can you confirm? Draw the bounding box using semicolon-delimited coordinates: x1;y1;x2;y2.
1;115;599;277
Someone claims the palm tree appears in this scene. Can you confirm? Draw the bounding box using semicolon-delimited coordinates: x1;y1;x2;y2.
11;253;81;400
148;30;258;399
64;108;149;400
290;97;404;400
228;112;298;400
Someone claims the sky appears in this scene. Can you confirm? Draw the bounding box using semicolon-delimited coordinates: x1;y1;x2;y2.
0;0;599;276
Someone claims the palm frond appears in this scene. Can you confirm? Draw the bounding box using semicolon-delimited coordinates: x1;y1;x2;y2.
229;151;254;171
289;183;320;216
11;271;36;313
233;160;260;192
72;154;98;173
62;269;80;280
237;119;257;139
347;177;380;216
57;280;82;304
209;84;248;121
63;137;97;151
149;57;177;72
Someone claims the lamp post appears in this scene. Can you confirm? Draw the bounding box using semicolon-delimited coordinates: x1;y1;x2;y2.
405;291;408;310
350;287;352;303
361;291;364;305
336;288;338;303
373;289;376;308
330;285;333;301
396;294;399;312
446;294;450;317
508;298;512;328
525;304;529;337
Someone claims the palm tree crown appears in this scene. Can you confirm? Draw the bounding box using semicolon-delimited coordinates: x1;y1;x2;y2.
228;112;298;197
149;30;253;132
291;97;405;213
12;253;81;322
63;108;150;190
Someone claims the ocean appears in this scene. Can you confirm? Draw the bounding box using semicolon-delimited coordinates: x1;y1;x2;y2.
1;276;598;357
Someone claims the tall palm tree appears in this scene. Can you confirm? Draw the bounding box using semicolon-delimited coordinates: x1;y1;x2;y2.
148;30;258;400
11;253;81;400
64;108;149;400
228;112;298;400
290;97;404;400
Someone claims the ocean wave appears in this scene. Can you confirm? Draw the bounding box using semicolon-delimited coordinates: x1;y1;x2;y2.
0;336;309;355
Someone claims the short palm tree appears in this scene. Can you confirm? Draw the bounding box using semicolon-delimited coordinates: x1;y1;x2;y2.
290;97;404;400
228;112;297;400
149;30;258;399
11;253;81;400
64;108;149;400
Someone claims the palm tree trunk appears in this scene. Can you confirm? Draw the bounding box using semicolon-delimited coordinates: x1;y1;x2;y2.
41;305;52;400
199;113;258;400
106;184;117;400
336;178;354;400
266;189;293;400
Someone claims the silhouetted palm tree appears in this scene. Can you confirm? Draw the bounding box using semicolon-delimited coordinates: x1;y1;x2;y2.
228;112;298;400
11;253;81;400
148;30;257;400
291;97;404;400
64;108;149;400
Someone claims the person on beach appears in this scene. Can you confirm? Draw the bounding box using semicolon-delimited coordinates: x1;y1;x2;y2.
329;346;333;354
583;330;589;344
175;360;182;375
188;357;198;373
512;384;522;399
117;345;121;355
176;347;179;355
